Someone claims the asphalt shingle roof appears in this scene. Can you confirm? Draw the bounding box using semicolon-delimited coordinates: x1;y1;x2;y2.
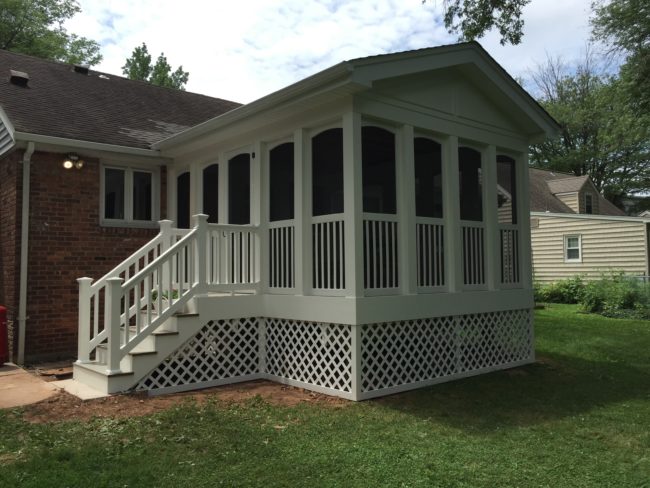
529;167;625;216
0;50;241;149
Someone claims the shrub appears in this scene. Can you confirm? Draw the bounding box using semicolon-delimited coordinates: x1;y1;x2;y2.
579;272;650;319
536;276;585;304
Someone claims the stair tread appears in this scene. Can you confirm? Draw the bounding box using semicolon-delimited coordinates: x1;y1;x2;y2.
75;361;134;377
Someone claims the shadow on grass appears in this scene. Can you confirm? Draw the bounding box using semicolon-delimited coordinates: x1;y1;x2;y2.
375;351;650;431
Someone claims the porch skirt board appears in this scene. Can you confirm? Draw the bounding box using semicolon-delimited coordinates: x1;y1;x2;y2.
134;309;534;400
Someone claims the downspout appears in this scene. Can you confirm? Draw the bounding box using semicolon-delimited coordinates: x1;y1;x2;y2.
17;141;35;365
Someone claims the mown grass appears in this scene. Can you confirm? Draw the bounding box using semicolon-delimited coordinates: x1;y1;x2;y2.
1;304;649;487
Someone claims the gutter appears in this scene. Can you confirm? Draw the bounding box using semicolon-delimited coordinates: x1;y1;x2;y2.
17;141;35;365
13;132;162;158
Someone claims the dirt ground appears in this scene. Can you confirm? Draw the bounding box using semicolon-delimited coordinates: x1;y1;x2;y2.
19;379;349;424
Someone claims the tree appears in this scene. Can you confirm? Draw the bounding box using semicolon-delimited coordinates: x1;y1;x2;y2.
591;0;650;111
122;43;189;90
529;54;649;204
0;0;101;65
430;0;531;45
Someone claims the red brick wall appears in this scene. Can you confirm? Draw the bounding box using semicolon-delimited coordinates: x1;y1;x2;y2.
18;150;167;362
0;149;22;361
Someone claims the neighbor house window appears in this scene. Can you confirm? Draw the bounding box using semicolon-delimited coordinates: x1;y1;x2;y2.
564;235;582;262
102;165;158;226
585;193;593;214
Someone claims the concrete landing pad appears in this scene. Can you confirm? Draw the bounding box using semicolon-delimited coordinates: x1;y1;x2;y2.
0;364;59;408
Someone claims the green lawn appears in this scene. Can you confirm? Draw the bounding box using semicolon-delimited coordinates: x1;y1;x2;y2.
1;304;649;487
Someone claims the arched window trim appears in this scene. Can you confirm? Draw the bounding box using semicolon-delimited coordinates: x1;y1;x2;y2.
267;137;294;152
310;123;343;139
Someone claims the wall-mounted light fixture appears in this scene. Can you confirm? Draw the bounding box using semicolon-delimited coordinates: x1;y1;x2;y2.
63;153;84;170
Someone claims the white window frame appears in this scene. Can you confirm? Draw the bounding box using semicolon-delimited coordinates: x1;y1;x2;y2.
564;234;582;263
100;163;160;228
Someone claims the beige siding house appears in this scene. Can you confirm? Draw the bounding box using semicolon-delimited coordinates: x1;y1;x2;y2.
529;168;650;283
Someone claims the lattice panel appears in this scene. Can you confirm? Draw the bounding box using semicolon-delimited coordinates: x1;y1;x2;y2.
265;319;352;393
457;309;532;372
360;309;532;393
361;317;456;392
136;318;260;391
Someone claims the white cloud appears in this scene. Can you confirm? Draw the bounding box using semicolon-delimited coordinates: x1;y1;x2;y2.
66;0;596;103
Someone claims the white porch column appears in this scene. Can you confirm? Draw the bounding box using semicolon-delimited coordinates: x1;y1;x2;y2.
442;135;462;292
517;152;533;289
343;111;364;297
167;164;177;223
257;144;269;292
294;129;311;295
483;145;499;290
190;161;201;217
397;124;417;295
251;142;262;226
218;153;228;224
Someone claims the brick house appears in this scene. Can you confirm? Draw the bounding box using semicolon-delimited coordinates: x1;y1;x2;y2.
0;49;239;363
2;43;561;400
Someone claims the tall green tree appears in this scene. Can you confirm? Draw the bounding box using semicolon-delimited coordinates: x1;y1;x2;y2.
529;55;649;204
122;43;189;90
0;0;101;65
439;0;531;45
591;0;650;112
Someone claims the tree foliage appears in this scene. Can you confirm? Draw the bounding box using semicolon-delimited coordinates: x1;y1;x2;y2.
529;54;649;204
438;0;531;45
591;0;650;111
122;43;189;90
0;0;101;65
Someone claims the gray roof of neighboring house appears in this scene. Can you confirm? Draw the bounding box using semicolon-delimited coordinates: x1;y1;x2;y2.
529;167;625;216
0;49;241;149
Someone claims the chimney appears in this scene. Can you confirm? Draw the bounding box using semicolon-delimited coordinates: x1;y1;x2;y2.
73;64;89;75
9;70;29;87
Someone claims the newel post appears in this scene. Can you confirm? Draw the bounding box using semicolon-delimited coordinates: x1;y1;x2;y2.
76;277;93;364
158;219;174;250
105;277;123;374
193;213;209;293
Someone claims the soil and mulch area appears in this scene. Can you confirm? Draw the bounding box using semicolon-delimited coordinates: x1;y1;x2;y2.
20;373;348;424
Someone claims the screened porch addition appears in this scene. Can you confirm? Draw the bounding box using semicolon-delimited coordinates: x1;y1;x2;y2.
172;122;526;298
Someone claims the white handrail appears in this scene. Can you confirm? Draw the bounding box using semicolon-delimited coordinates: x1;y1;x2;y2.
77;216;261;370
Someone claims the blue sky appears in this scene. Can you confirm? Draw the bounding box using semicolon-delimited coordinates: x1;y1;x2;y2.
66;0;597;103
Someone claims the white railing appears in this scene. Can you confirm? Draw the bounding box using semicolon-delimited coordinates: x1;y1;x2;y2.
312;214;345;291
363;214;399;291
416;218;444;289
207;223;259;289
77;215;260;373
269;220;295;289
461;221;485;287
499;225;520;286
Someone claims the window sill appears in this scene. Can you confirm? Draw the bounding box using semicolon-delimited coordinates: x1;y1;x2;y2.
100;219;159;230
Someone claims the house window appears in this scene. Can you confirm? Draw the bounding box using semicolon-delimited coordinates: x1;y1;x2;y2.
269;142;294;221
585;193;593;214
177;172;190;229
458;147;482;221
203;164;219;224
564;235;582;262
102;165;158;226
362;125;396;214
228;153;250;225
414;137;442;218
312;128;343;216
496;155;517;224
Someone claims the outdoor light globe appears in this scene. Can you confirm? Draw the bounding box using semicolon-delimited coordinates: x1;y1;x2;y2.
63;160;74;169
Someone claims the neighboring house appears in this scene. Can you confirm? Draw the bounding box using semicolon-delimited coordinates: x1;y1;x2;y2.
1;42;560;401
529;168;650;282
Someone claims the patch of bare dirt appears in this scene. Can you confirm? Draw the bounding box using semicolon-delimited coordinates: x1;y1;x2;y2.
21;380;349;424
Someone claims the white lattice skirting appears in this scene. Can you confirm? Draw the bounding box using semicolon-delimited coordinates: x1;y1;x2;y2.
136;309;533;399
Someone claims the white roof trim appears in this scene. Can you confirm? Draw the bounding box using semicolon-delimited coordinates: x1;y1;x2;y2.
154;42;560;152
531;211;650;224
13;131;162;157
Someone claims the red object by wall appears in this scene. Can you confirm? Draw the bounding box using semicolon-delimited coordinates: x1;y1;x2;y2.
0;305;8;364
